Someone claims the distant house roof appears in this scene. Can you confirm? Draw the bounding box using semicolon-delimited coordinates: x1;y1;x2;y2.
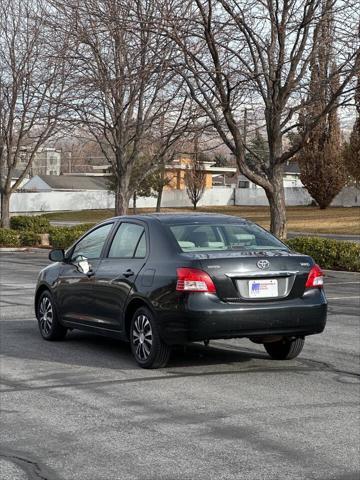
22;174;110;191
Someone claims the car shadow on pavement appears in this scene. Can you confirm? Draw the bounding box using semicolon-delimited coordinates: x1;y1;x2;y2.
2;319;265;370
167;342;267;368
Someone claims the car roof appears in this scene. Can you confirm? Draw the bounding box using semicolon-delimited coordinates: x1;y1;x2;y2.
107;213;250;225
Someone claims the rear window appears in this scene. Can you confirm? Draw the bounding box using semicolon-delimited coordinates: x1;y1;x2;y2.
169;223;287;252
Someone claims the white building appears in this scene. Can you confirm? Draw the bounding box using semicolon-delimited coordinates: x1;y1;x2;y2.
17;147;62;176
237;162;303;189
31;148;62;176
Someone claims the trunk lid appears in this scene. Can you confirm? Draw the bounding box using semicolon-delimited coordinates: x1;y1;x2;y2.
188;250;314;302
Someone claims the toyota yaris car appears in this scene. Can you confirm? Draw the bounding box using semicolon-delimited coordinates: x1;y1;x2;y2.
35;214;327;368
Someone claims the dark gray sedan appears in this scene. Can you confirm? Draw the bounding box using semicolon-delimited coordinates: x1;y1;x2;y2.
35;214;327;368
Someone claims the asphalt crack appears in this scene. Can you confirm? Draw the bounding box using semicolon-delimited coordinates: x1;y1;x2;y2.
0;448;62;480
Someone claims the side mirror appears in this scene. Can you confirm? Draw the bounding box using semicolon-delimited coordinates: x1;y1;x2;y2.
49;249;65;262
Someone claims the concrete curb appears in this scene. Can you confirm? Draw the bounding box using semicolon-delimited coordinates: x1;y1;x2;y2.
0;247;50;253
0;247;28;252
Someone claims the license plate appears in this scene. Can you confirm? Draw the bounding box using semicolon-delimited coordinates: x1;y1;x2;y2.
249;279;278;298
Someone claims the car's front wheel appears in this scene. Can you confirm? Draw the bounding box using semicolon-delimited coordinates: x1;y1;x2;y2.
130;307;171;369
264;337;304;360
36;291;67;341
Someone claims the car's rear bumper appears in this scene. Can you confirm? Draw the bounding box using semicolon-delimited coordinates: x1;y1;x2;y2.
158;289;327;344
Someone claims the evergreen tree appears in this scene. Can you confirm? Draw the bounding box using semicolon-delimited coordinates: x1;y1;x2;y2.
297;0;346;209
246;131;269;167
343;71;360;185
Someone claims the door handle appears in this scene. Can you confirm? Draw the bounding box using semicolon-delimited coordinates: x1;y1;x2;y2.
123;269;135;278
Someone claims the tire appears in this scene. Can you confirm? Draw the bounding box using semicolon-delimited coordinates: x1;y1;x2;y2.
264;337;305;360
130;307;171;369
36;291;67;341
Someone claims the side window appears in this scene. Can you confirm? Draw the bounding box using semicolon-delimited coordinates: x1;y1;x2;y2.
71;223;113;260
134;232;147;258
108;223;145;258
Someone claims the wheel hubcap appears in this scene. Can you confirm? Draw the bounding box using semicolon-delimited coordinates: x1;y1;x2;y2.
132;314;153;360
39;297;53;335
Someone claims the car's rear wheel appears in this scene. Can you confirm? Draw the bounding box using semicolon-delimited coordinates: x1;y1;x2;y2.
264;337;304;360
130;307;171;369
36;291;67;341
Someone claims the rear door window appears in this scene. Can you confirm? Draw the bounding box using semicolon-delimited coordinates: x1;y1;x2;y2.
134;232;147;258
108;223;146;258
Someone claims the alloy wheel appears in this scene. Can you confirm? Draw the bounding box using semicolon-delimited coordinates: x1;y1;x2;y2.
132;314;153;361
39;296;53;336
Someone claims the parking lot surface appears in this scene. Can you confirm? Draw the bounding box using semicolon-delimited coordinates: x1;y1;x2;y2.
0;250;359;480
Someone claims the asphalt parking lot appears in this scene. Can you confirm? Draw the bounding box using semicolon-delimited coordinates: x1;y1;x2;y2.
0;250;359;480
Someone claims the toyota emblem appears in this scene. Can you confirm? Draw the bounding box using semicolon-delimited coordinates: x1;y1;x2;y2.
257;259;270;269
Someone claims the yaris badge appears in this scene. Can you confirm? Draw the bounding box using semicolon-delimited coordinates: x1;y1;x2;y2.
257;259;270;269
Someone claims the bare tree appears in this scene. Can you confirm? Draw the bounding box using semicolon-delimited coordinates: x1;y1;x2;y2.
164;0;359;238
153;165;173;212
51;0;192;215
184;157;206;210
55;135;107;174
0;0;70;227
343;62;360;185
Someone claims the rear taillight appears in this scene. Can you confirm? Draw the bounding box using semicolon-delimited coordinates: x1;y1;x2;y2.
176;268;216;293
305;264;324;288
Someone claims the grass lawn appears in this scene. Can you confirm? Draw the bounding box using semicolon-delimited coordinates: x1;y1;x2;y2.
43;205;360;235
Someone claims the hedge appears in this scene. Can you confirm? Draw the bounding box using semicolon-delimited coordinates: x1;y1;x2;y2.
49;224;93;249
10;215;50;233
0;228;21;247
19;231;41;247
287;237;360;272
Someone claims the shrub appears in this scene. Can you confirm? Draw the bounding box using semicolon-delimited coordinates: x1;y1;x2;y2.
0;228;20;247
49;224;92;249
19;231;41;247
10;215;50;233
287;237;360;272
76;223;95;231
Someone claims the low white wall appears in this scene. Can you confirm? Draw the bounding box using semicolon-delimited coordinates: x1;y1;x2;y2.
235;187;312;206
8;187;235;213
235;186;359;207
130;187;234;209
6;185;359;214
331;186;359;207
10;190;115;213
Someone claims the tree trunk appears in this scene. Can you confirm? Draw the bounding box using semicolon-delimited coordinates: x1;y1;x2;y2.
265;174;287;240
133;191;137;214
156;185;163;212
0;190;11;228
115;174;131;216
